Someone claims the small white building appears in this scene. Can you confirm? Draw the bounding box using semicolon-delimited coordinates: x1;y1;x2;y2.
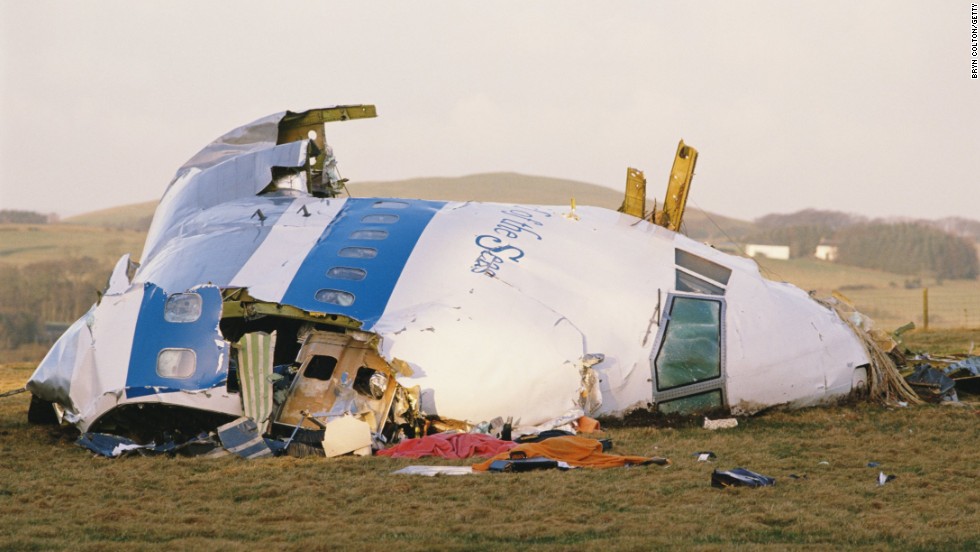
815;244;839;261
745;244;791;260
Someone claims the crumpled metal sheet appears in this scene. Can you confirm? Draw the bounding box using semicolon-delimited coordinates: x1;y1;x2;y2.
143;139;310;265
944;356;980;377
27;282;241;432
217;417;273;459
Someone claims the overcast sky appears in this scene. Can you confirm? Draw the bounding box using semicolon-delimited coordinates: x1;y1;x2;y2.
1;1;977;221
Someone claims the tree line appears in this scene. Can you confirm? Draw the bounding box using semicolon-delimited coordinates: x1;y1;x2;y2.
836;223;979;280
0;257;108;349
0;210;53;224
747;221;979;279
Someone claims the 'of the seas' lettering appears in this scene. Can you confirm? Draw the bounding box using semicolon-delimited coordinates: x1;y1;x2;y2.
470;206;552;275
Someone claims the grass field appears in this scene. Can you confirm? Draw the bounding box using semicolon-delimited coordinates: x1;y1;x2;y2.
754;258;980;331
1;357;978;551
0;224;145;267
61;201;158;230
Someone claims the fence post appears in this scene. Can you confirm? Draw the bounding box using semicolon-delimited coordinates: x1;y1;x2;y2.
922;288;929;331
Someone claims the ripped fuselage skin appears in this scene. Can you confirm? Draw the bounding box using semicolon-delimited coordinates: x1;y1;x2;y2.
27;106;871;441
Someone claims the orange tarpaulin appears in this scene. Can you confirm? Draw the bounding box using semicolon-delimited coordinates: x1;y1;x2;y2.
472;435;669;471
576;415;601;433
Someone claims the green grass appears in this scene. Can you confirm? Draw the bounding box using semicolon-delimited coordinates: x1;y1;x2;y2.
1;360;978;551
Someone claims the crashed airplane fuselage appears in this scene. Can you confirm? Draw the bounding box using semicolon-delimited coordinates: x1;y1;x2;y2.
27;106;872;440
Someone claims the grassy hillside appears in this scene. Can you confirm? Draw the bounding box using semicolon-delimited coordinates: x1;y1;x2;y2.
0;224;144;267
62;200;157;231
353;172;624;207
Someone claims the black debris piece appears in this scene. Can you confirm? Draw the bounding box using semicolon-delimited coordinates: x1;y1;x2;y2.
711;468;776;488
488;457;561;472
905;364;957;402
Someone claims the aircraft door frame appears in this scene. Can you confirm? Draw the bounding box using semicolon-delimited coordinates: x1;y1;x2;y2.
649;292;728;414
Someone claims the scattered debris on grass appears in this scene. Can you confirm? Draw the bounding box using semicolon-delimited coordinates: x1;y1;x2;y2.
711;468;776;489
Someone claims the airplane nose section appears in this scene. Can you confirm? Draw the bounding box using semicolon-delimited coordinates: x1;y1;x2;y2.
124;284;229;398
27;282;236;432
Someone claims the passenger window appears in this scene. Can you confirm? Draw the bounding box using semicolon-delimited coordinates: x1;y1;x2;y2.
327;267;367;281
349;229;388;240
338;247;377;259
655;297;721;391
361;214;399;224
315;289;355;307
372;201;409;209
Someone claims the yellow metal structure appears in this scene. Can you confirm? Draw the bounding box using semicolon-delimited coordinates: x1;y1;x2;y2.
618;167;647;218
654;140;698;232
276;105;378;196
277;105;377;150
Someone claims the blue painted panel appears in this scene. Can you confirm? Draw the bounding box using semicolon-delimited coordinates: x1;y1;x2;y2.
280;198;446;329
126;284;227;398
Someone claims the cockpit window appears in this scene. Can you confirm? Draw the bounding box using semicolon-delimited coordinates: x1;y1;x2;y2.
156;348;197;379
304;356;338;381
675;270;725;296
654;297;722;391
675;249;731;285
656;390;722;414
164;293;202;323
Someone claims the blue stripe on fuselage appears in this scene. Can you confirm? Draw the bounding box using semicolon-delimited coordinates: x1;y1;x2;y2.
125;284;227;398
280;198;446;329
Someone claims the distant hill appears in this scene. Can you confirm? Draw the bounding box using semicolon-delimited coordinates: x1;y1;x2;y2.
63;201;157;231
352;172;622;207
755;209;866;231
57;172;755;241
55;174;979;249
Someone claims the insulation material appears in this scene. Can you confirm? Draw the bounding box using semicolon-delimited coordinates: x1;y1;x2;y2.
392;466;475;476
321;415;372;457
237;331;276;432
